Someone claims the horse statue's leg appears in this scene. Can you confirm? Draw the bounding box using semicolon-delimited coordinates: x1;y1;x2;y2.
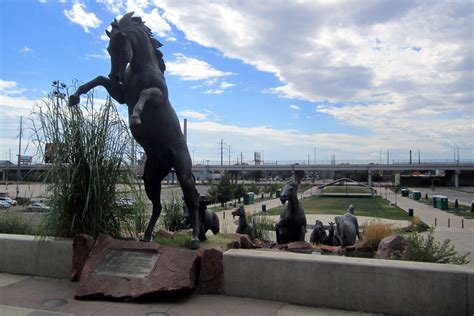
142;158;171;242
68;76;124;106
130;87;165;125
172;143;202;249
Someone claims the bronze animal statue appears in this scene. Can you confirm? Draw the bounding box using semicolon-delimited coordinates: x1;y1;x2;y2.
326;221;336;246
275;175;307;244
68;12;203;248
334;212;361;247
309;220;327;244
231;205;256;240
182;195;219;235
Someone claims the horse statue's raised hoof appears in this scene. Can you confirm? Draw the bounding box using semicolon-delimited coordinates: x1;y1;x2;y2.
130;115;142;125
68;94;80;107
190;238;200;250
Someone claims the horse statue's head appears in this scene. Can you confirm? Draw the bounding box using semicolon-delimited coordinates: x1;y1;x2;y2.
231;204;246;219
105;12;166;84
280;176;299;204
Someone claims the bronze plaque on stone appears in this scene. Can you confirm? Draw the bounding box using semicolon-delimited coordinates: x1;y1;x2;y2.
93;249;159;279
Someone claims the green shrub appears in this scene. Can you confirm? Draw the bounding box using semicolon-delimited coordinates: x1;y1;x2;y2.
0;214;36;235
161;193;184;231
400;231;470;265
31;91;145;238
250;215;275;241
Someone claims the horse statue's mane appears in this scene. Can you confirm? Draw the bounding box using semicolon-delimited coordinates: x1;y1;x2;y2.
111;12;166;73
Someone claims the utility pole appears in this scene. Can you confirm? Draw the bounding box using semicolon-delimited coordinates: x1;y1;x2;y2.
16;116;23;198
228;145;231;165
241;152;243;165
308;153;310;164
387;149;389;164
313;147;316;164
418;149;420;164
131;139;136;167
409;150;412;164
183;118;187;143
457;146;460;163
220;139;224;166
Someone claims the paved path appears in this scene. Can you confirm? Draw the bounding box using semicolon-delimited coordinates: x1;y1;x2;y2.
0;273;376;316
408;186;474;207
379;189;474;268
380;188;474;230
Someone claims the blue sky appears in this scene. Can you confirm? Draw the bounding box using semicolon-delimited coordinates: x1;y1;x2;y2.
0;0;472;164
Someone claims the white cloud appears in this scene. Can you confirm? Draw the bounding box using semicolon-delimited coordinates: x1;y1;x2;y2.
64;3;102;33
20;46;32;54
87;49;109;59
179;109;208;120
289;104;300;110
0;80;26;95
204;89;224;95
97;0;125;14
219;81;235;89
167;53;233;81
152;1;472;158
98;0;173;40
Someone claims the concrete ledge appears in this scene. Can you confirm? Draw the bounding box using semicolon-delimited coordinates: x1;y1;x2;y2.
0;234;72;279
223;249;473;316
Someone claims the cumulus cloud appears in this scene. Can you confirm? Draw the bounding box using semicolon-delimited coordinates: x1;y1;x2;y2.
179;109;209;120
98;0;173;39
64;3;102;33
153;1;472;157
20;46;32;54
167;53;233;81
0;80;26;95
289;104;300;110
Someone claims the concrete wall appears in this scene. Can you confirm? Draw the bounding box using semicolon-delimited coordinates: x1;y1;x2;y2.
223;249;474;316
0;234;72;279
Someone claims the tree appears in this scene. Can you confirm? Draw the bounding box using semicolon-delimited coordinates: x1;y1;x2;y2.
233;184;246;202
207;185;219;205
217;173;233;206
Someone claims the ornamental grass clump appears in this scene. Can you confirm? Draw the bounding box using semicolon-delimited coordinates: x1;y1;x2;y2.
31;91;146;239
363;220;394;251
250;215;275;241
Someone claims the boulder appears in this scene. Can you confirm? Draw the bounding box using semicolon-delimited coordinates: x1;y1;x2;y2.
319;244;345;255
376;234;405;259
345;239;374;258
239;235;260;249
197;247;223;294
76;235;199;300
286;241;313;254
71;234;95;281
227;240;240;249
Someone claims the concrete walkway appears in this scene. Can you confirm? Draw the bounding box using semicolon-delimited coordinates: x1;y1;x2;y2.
0;273;377;316
380;188;474;230
378;189;474;268
407;186;474;207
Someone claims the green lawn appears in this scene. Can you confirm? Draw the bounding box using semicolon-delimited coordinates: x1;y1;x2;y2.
258;196;410;220
153;231;240;250
322;186;372;194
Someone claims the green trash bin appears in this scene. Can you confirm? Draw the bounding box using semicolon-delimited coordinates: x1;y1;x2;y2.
412;191;421;200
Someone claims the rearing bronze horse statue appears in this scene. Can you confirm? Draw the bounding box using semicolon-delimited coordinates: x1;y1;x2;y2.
69;12;203;249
